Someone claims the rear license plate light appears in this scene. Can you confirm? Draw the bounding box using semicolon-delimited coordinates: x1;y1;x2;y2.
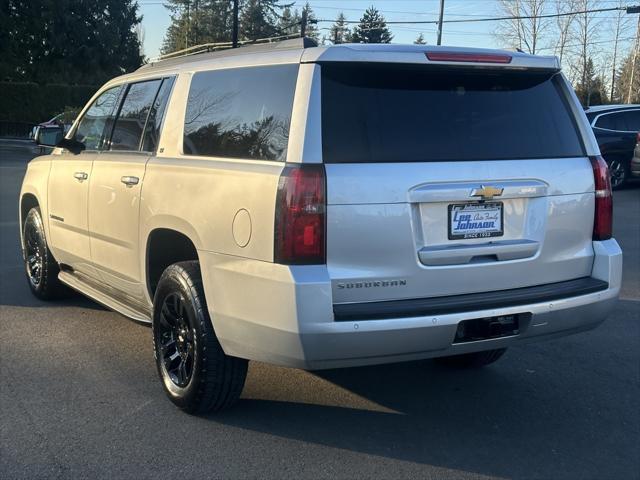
454;314;521;343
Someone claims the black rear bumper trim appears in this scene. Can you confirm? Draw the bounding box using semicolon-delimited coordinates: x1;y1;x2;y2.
333;277;609;321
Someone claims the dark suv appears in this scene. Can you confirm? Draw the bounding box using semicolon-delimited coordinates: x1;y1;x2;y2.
585;104;640;189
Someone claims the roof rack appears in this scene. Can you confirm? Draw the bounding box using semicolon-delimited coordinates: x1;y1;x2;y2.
139;36;318;71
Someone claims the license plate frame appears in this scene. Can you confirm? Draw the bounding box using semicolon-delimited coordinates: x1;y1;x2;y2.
448;202;504;240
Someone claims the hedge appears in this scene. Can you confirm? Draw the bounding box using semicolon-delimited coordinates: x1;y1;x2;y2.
0;82;99;123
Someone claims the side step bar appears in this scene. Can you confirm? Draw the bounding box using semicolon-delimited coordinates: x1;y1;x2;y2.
333;277;609;321
59;271;152;324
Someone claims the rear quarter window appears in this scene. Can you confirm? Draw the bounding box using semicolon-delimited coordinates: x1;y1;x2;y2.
183;64;299;161
321;64;585;163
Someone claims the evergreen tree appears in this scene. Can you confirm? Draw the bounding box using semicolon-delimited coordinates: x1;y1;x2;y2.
278;6;300;36
615;49;640;104
300;3;319;41
162;0;233;54
575;57;609;106
350;6;393;44
414;33;426;45
329;13;350;44
2;0;143;84
240;0;284;41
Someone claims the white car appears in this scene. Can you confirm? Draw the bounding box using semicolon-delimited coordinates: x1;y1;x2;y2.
24;39;622;414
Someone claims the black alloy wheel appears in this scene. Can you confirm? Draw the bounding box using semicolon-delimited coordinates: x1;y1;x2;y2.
157;292;196;388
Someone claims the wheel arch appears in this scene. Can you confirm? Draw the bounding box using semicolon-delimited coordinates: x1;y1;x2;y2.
145;227;200;301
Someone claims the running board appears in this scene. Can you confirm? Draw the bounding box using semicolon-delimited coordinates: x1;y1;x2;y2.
59;271;152;324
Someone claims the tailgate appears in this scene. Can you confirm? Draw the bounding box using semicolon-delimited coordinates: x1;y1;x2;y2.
319;62;595;306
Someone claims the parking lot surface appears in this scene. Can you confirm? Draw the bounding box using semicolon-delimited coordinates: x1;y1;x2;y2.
1;140;638;480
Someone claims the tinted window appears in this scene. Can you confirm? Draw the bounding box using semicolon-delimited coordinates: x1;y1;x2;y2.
183;65;298;161
322;65;585;163
110;79;162;151
596;113;628;131
74;85;123;150
619;111;640;131
142;77;175;152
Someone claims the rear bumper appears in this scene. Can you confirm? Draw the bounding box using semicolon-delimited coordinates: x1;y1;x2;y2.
199;239;622;370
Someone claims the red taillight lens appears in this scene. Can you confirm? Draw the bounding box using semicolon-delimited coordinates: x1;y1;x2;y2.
590;156;613;241
426;52;512;64
274;164;326;264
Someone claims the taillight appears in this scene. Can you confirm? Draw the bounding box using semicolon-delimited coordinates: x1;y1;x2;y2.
636;131;640;144
274;164;326;264
590;156;612;241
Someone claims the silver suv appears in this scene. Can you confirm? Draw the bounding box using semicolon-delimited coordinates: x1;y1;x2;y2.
23;39;622;413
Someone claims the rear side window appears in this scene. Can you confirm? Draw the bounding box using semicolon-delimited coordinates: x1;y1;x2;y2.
110;79;162;151
74;85;123;150
141;77;175;152
322;64;585;163
618;111;640;131
183;65;298;161
595;113;624;131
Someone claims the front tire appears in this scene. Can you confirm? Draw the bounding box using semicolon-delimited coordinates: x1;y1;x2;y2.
152;261;248;414
22;207;68;300
436;348;507;368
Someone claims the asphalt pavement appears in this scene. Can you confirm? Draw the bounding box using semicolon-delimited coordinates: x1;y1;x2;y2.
1;140;638;480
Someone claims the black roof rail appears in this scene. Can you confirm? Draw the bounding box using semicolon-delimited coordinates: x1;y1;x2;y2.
139;36;318;71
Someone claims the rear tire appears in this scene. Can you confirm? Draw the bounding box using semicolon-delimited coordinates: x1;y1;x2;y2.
22;207;68;300
152;261;248;414
436;348;507;368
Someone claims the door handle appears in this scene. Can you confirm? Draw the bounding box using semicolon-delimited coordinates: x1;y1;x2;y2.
121;176;139;187
73;172;88;181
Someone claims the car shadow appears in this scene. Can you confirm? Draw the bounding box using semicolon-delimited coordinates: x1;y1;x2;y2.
202;331;635;479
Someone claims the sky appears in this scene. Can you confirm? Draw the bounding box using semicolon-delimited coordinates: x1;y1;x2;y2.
137;0;638;61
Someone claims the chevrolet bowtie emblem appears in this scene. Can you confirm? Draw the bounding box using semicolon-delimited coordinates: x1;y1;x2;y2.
470;185;504;200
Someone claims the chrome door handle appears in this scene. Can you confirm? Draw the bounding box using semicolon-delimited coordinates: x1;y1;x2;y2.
121;176;139;186
73;172;88;181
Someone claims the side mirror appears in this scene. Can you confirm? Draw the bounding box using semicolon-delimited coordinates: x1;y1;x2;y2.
35;125;64;148
56;137;86;155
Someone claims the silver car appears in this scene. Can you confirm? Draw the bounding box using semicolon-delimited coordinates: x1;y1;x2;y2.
24;39;622;413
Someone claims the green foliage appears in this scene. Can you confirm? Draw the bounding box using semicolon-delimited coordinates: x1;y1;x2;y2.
350;6;393;44
329;12;350;44
575;57;610;106
0;82;98;123
240;0;283;41
162;0;234;54
2;0;143;85
615;50;640;104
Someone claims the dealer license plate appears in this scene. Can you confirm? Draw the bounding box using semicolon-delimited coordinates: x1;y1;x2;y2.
448;202;504;240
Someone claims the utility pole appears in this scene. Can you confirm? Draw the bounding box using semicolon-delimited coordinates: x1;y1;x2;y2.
628;11;640;103
232;0;239;47
436;0;445;45
301;8;308;38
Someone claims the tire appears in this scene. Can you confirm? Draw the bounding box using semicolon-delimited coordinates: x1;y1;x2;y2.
22;206;68;300
435;348;507;368
605;156;628;190
152;261;248;414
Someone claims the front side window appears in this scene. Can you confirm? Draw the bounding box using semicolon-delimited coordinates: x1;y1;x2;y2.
110;79;162;151
74;85;123;150
183;65;298;161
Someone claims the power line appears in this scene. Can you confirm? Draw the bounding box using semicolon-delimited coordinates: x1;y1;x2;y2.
315;5;638;25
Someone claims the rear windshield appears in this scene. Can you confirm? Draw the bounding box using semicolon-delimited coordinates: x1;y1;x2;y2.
321;64;585;163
